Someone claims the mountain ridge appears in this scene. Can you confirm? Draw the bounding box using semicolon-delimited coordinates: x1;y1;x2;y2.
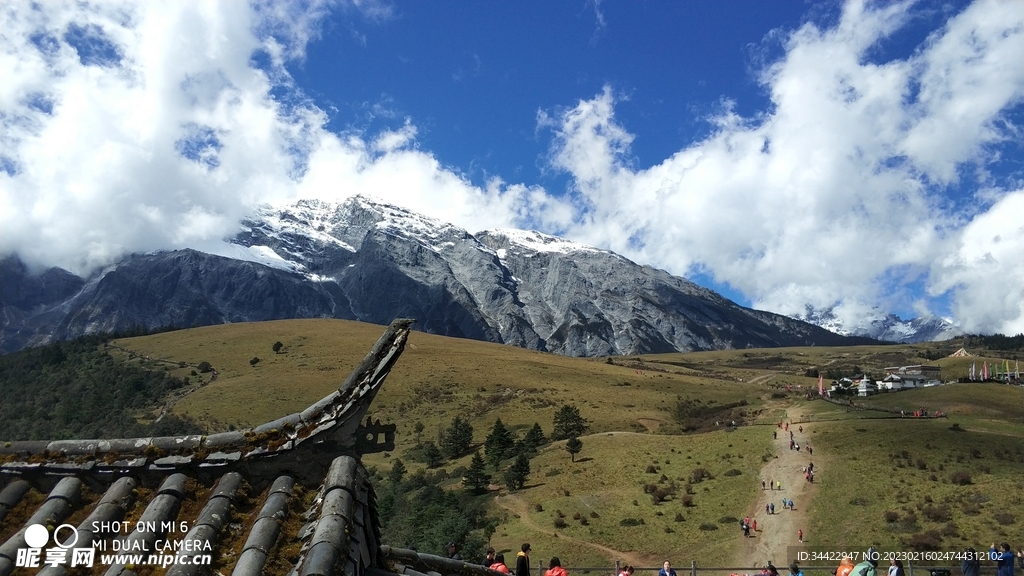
2;195;882;355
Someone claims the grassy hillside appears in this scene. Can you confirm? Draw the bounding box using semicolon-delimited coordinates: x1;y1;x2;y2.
102;320;1024;566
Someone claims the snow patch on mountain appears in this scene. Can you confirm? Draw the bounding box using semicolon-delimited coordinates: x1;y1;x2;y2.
482;228;607;255
796;304;960;343
209;241;305;273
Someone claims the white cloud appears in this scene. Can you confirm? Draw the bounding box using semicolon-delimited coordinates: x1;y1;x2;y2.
542;1;1024;333
1;0;1021;336
0;0;549;275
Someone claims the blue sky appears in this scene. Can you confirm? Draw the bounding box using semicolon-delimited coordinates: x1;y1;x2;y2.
2;0;1022;335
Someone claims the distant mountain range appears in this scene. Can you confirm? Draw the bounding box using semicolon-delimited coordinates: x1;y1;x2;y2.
1;195;891;355
795;305;960;344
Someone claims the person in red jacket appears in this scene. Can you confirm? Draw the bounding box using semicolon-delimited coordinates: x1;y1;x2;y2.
546;558;568;576
491;554;511;574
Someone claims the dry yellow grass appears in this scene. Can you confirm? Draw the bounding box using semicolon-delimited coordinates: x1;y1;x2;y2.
109;320;1024;566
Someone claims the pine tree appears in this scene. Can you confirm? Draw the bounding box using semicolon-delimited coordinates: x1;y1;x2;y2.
464;451;491;493
552;404;589;440
484;418;516;468
414;421;425;446
503;453;531;491
388;458;407;484
566;436;583;462
522;422;547;452
423;442;443;468
441;416;474;459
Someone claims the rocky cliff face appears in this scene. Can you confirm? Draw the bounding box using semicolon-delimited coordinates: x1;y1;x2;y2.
1;196;876;355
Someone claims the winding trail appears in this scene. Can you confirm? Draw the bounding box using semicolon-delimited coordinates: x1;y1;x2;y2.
733;404;821;570
494;493;653;567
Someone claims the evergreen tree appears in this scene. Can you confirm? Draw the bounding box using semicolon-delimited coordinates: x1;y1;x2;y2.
388;459;407;484
503;453;531;491
522;422;547;452
464;451;491;493
552;404;589;440
566;436;583;462
484;418;516;468
441;416;474;459
414;421;425;446
423;442;443;468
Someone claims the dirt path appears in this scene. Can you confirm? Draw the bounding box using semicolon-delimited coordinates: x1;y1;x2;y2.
747;374;777;386
733;403;820;570
494;493;653;567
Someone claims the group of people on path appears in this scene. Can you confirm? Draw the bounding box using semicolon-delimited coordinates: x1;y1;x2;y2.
473;543;568;576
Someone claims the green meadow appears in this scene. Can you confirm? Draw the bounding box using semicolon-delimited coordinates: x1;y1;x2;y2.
108;320;1024;567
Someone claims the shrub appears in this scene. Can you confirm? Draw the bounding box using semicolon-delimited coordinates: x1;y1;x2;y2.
884;511;899;523
580;517;589;526
699;522;718;531
961;503;980;516
545;468;561;477
941;522;959;537
620;518;643;527
590;511;599;518
572;512;581;520
922;505;951;522
719;516;738;524
249;357;260;366
691;468;711;483
681;494;694;507
949;471;972;485
850;497;871;506
646;465;657;473
906;530;942;551
723;468;742;477
994;512;1015;524
554;518;567;529
197;361;212;373
556;510;565;518
916;458;928;470
674;513;685;522
534;503;544;512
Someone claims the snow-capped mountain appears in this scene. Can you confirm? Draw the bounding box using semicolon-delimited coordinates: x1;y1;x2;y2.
1;195;878;355
795;305;960;343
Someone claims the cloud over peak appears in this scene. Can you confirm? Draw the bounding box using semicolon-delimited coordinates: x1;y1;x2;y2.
1;0;1021;334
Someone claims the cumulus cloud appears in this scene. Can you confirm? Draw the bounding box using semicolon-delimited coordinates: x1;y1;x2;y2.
543;0;1024;333
1;0;1021;335
0;1;552;275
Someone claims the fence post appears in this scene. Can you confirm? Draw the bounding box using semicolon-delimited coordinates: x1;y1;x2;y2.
908;561;913;576
615;560;621;576
691;560;697;576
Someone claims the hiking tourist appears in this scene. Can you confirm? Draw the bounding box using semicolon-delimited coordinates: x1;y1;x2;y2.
798;529;803;542
660;561;678;576
491;554;511;574
762;479;766;489
889;559;905;576
770;502;775;514
517;544;532;576
446;542;463;560
992;543;1015;576
482;548;496;568
752;519;757;531
545;558;568;576
790;563;804;576
852;547;879;576
961;548;980;576
767;562;779;576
